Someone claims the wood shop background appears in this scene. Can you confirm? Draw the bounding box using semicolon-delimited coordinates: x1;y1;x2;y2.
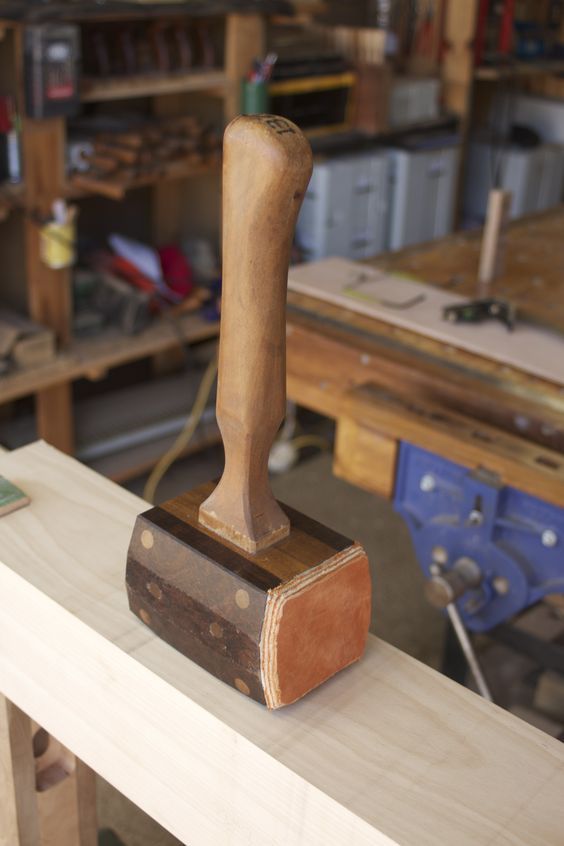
0;1;564;842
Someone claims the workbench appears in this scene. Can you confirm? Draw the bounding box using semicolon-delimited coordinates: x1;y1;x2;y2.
286;208;564;701
2;209;562;472
2;441;564;846
286;208;564;456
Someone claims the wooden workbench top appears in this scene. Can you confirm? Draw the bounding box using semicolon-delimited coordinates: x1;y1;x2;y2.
0;441;563;845
286;209;564;453
370;207;564;336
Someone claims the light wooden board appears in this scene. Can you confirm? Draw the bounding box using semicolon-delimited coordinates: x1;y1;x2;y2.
288;257;564;385
0;442;564;846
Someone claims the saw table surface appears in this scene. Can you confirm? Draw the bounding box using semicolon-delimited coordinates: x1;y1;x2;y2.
1;441;564;846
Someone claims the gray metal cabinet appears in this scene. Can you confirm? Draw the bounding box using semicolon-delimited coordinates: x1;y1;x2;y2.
464;141;564;221
387;143;460;250
296;151;389;261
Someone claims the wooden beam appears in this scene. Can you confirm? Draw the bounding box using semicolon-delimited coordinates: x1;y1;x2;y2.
334;417;397;498
0;695;41;845
23;119;72;347
441;0;479;123
0;442;563;845
285;311;564;454
440;0;480;218
35;383;74;455
0;695;97;846
341;383;564;507
224;14;266;122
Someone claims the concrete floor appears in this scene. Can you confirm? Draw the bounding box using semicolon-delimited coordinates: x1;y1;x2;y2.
97;446;445;846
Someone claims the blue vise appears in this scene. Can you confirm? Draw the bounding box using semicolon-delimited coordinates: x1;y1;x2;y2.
394;442;564;632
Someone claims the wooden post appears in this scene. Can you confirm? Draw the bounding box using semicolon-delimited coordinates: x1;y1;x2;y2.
0;695;41;845
224;13;266;122
477;188;512;295
23;117;75;453
35;383;75;456
441;0;480;219
0;695;97;846
23;118;72;346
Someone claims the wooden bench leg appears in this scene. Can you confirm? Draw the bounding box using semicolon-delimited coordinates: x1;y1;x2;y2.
0;694;41;845
0;695;97;846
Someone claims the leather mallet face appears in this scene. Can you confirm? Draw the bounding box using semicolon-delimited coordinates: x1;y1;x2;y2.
126;116;371;708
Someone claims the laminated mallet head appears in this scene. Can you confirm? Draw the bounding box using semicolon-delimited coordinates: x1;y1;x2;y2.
126;115;371;708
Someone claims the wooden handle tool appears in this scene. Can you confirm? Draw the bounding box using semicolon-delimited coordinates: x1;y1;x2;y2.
126;116;371;709
199;115;313;553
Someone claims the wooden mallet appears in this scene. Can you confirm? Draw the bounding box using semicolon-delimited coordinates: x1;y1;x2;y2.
126;115;371;709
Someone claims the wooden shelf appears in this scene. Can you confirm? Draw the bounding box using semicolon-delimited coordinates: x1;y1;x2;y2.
0;311;219;405
269;71;356;96
0;9;264;455
474;60;564;81
68;157;220;201
81;69;228;102
89;425;221;484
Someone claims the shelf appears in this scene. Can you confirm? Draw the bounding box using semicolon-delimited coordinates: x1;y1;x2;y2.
0;311;220;405
90;425;221;484
68;156;220;201
308;115;459;156
269;72;356;96
474;60;564;81
81;69;228;102
0;181;24;219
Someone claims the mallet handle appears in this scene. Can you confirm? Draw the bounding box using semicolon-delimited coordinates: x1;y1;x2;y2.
199;115;312;553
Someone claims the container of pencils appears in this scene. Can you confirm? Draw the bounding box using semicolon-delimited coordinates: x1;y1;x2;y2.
241;79;269;115
241;53;277;115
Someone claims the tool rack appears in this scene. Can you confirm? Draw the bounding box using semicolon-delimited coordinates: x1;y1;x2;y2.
1;1;563;469
0;7;267;459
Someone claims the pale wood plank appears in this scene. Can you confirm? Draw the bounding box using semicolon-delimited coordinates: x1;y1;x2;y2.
288;258;564;385
0;442;563;846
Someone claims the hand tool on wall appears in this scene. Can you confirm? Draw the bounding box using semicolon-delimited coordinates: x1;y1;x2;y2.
24;23;81;119
126;115;371;709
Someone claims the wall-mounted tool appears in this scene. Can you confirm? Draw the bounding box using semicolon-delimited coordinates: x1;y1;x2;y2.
0;96;21;184
126;115;372;709
24;24;81;119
